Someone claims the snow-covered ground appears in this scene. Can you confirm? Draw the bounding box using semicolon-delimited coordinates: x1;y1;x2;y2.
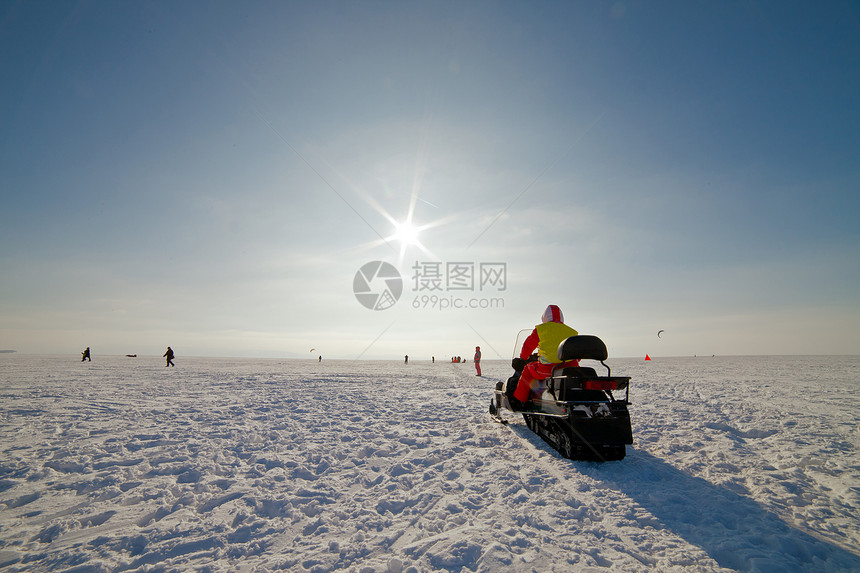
1;354;858;572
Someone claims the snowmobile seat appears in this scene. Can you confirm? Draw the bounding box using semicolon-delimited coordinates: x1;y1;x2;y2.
553;365;597;379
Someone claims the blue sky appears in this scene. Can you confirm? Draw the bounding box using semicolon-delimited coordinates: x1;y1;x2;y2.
1;1;858;359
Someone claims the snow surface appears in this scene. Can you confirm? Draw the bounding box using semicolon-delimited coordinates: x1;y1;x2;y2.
1;354;858;572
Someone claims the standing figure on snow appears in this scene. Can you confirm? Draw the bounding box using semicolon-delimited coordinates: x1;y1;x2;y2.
404;355;408;364
512;305;579;407
474;346;482;376
163;346;175;367
81;347;91;362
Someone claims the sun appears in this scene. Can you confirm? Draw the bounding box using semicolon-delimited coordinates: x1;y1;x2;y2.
385;217;434;267
392;220;420;247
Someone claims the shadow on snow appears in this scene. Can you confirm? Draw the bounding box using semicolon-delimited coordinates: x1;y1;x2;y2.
576;448;860;572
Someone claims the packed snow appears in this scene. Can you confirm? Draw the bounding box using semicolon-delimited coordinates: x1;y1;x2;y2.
1;353;858;572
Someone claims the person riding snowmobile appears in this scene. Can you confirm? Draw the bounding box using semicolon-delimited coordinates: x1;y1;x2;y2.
511;305;579;408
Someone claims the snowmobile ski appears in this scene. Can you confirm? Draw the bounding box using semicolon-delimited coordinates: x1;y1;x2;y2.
488;399;509;424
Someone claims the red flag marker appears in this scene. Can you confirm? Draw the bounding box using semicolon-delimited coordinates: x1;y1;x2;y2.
645;354;651;361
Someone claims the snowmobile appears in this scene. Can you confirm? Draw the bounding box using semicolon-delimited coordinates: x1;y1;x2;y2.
489;332;633;461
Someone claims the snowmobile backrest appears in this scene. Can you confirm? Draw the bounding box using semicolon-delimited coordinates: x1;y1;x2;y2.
557;335;608;362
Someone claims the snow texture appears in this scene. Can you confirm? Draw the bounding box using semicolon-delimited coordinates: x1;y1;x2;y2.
1;354;858;572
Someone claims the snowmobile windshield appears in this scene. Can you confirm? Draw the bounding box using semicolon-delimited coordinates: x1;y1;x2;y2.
512;329;534;359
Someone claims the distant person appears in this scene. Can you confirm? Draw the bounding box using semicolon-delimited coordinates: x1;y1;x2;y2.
404;355;408;364
81;347;91;362
432;356;435;363
512;305;579;408
318;355;322;362
163;346;175;367
474;346;482;376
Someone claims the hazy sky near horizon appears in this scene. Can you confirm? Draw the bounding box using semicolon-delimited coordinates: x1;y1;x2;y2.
2;1;858;359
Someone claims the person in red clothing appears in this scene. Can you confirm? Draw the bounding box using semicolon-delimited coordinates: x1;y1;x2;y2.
474;346;482;376
512;305;579;405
